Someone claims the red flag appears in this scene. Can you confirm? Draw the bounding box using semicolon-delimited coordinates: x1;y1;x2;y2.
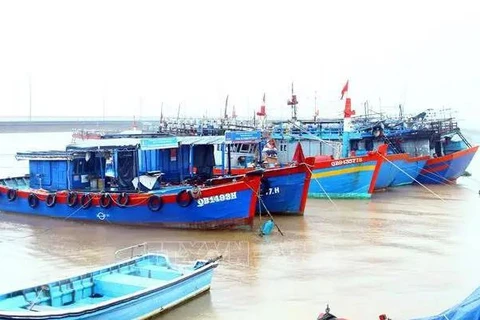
292;142;305;164
340;80;349;100
257;93;266;116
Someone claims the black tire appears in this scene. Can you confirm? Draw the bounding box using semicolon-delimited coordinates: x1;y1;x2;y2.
67;192;78;207
100;193;112;208
46;194;56;207
28;193;39;208
7;189;17;201
176;190;193;208
81;193;92;209
117;192;129;207
147;195;163;212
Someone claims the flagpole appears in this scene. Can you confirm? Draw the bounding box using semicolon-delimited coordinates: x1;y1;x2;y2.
29;74;32;121
341;79;352;158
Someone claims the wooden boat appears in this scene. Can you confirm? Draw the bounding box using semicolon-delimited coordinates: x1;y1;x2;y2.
0;244;221;319
416;146;479;184
0;136;263;230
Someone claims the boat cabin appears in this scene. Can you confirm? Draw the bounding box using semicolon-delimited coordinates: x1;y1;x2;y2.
15;136;224;192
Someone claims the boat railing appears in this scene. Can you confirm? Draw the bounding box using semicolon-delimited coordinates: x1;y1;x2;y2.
114;242;149;259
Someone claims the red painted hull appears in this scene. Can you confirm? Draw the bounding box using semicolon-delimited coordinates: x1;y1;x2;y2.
416;146;478;184
0;173;262;229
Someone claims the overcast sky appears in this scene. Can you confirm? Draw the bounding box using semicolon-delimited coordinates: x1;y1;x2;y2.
0;0;479;128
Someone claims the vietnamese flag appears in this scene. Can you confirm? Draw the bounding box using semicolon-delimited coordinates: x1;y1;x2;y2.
340;80;349;100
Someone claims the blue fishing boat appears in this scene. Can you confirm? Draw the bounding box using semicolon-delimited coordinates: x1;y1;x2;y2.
412;286;480;320
213;131;316;215
389;155;429;187
371;153;428;190
416;145;479;184
372;153;403;191
0;245;221;319
308;150;383;199
0;136;263;229
271;87;478;189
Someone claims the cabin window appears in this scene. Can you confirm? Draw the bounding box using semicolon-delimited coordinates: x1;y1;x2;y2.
240;144;250;152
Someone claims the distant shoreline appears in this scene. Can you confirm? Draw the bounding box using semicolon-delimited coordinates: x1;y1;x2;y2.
0;120;144;133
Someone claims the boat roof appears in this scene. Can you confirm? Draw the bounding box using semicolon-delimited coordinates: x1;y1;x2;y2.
178;135;225;145
66;135;226;152
15;151;76;161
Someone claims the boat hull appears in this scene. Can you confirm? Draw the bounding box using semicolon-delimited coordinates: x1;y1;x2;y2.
416;146;478;184
213;161;314;215
308;153;382;199
374;154;407;191
0;254;218;319
257;160;314;215
389;155;429;187
0;175;261;230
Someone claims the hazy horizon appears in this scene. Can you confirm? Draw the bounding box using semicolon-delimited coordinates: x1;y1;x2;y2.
1;0;479;129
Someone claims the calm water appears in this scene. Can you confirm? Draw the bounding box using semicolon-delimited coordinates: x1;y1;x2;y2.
1;131;480;319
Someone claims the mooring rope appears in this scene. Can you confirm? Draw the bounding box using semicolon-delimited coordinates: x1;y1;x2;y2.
377;153;446;202
304;165;339;209
245;182;285;236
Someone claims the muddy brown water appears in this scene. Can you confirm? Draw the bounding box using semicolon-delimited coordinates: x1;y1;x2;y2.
1;132;480;319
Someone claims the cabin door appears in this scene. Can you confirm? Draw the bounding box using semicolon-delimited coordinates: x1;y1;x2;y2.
116;151;136;189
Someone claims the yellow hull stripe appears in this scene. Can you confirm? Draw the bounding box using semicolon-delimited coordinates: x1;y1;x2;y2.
312;165;376;179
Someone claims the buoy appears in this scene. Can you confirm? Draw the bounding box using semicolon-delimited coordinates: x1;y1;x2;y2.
260;219;274;236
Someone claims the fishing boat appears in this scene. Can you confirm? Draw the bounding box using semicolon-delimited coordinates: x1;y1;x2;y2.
213;128;384;200
308;148;384;199
272;83;477;189
0;136;262;229
214;131;316;215
371;153;429;190
372;153;405;191
389;155;429;187
416;145;479;184
348;109;478;185
0;244;221;319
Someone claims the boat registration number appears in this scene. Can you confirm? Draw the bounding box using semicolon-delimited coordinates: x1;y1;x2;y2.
331;158;363;166
197;192;237;207
264;187;280;196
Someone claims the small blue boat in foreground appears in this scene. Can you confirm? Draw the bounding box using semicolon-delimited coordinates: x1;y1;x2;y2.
0;245;220;319
412;286;480;320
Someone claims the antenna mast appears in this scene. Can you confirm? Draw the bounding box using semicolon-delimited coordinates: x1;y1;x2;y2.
287;82;298;121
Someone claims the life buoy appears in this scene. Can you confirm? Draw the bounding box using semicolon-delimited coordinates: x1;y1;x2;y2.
190;186;202;199
7;189;17;201
28;193;39;208
67;192;78;207
176;190;193;207
80;193;92;209
147;195;163;212
117;192;129;207
100;193;112;208
46;194;56;207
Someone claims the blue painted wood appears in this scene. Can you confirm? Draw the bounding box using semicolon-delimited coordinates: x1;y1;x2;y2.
0;254;218;319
